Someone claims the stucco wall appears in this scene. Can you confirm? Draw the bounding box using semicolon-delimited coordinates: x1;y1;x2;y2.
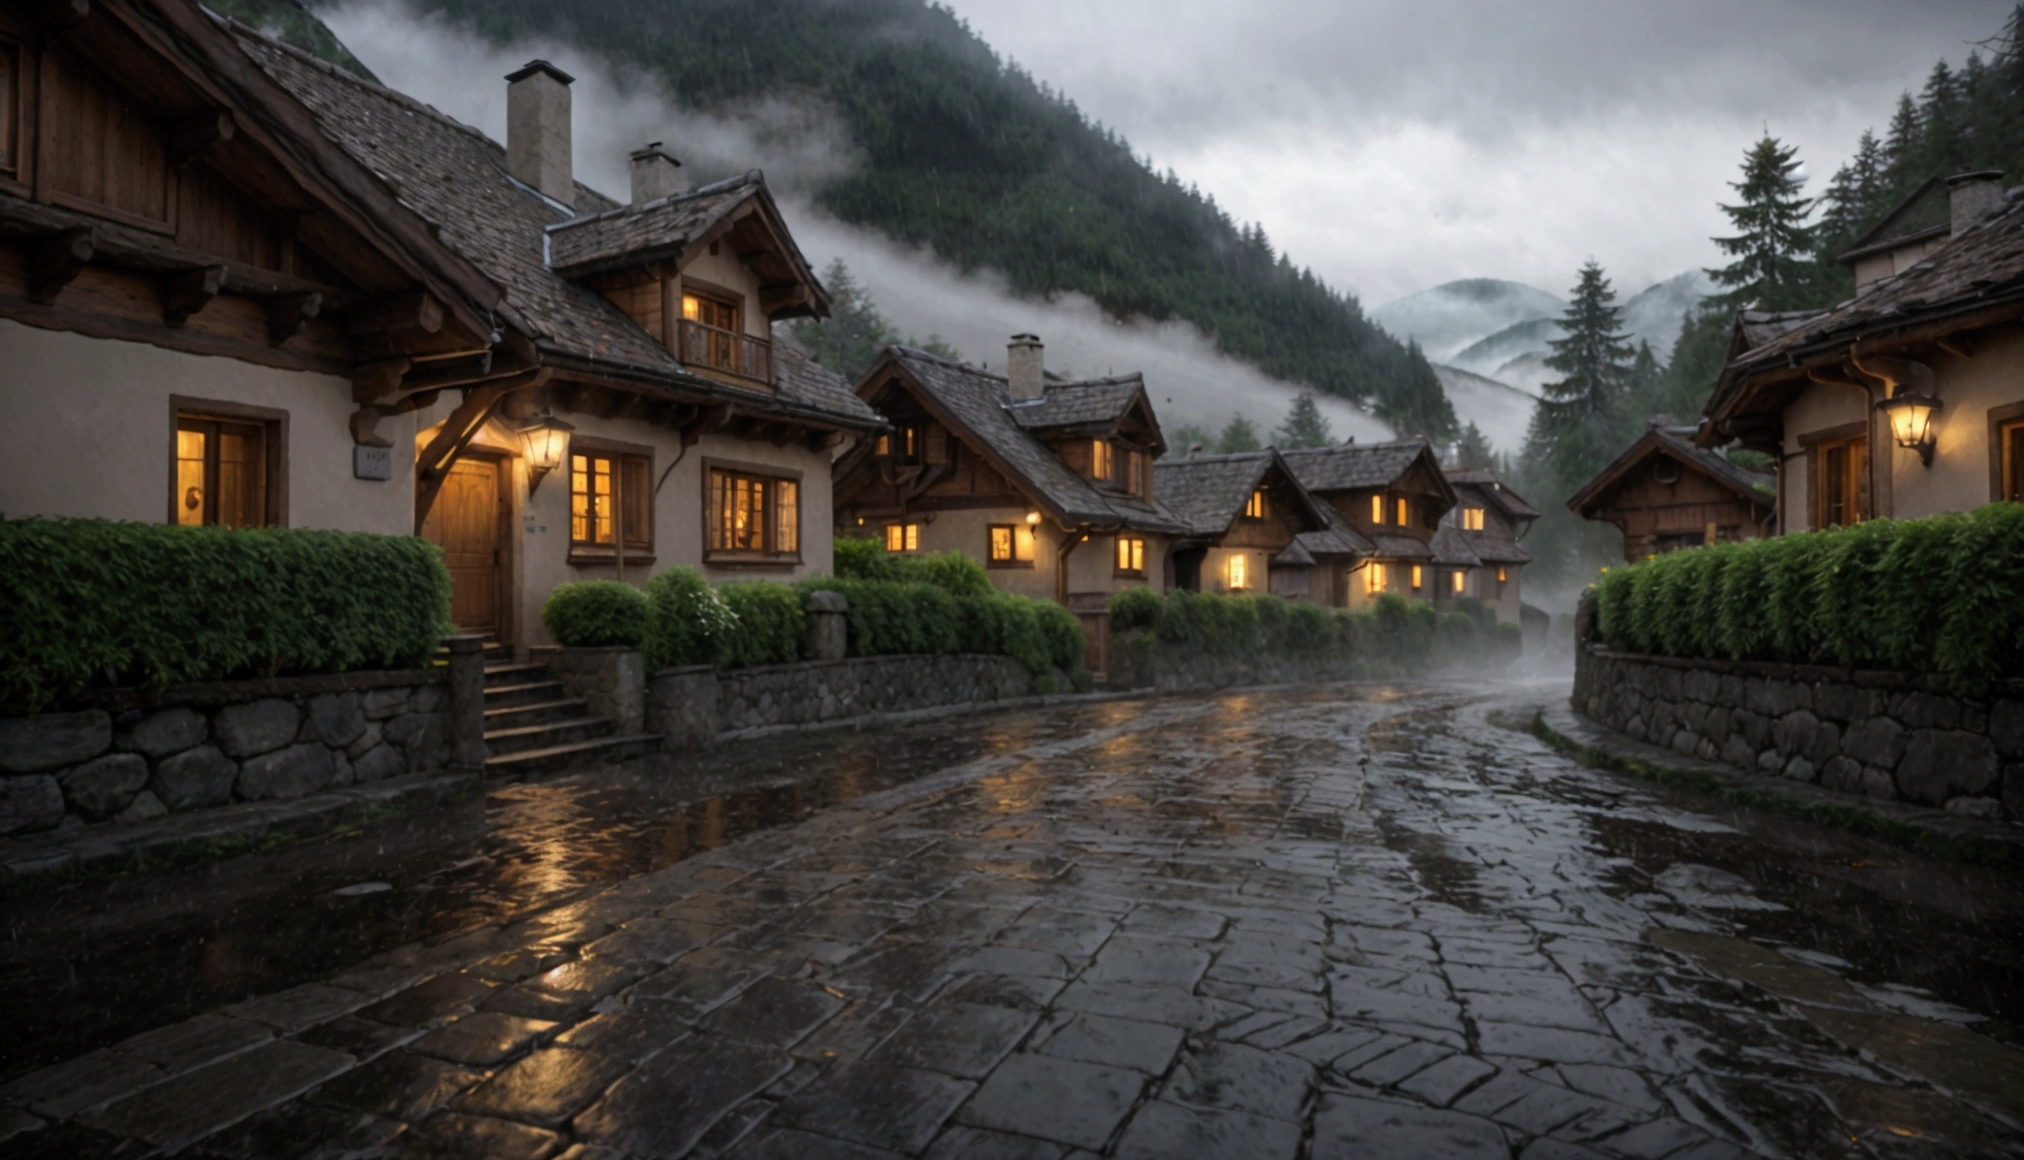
679;252;767;339
1891;329;2024;519
0;321;417;534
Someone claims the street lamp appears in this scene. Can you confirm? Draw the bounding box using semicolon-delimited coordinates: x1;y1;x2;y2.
1877;389;1942;467
518;411;575;494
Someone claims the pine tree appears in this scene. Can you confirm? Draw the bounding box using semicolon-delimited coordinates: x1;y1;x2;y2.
1816;130;1885;257
1216;414;1262;454
1882;92;1925;196
1527;260;1637;483
1449;422;1495;471
788;259;898;382
1706;136;1820;314
1170;424;1214;455
1918;61;1968;175
1273;392;1333;448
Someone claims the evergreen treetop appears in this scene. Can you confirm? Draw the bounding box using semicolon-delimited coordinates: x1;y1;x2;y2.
1706;136;1819;314
1273;392;1334;449
1216;414;1262;454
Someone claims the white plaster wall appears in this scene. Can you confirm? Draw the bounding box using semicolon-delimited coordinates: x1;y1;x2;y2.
1893;333;2024;519
878;504;1062;600
0;321;417;532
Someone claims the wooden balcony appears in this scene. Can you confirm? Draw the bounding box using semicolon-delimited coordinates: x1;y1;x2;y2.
678;319;772;389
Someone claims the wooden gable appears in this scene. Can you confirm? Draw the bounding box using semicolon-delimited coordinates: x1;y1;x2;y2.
836;362;1044;517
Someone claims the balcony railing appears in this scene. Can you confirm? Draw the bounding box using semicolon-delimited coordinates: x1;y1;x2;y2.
677;319;772;388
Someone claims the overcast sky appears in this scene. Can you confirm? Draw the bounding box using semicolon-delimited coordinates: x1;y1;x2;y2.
939;0;2011;304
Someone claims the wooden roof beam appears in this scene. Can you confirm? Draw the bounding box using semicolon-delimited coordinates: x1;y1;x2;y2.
162;265;225;327
266;291;321;345
28;228;95;304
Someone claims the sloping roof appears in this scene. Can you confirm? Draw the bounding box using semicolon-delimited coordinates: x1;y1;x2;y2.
876;346;1186;533
229;23;875;428
1280;440;1430;492
1152;450;1331;539
1293;503;1376;560
1429;526;1483;567
1464;529;1532;565
1735;308;1826;352
1272;540;1317;567
1567;425;1777;516
1008;376;1148;435
1705;186;2024;438
1836;176;1950;263
1445;470;1540;520
545;175;758;274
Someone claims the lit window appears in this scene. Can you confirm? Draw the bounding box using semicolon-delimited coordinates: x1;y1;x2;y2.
1411;565;1423;590
1497;566;1507;583
175;413;277;528
1462;507;1485;530
1091;441;1113;480
988;523;1035;565
1370;494;1384;524
571;450;652;552
875;433;890;456
1452;570;1466;594
708;467;798;557
885;522;919;552
1396;497;1409;526
1365;563;1386;593
1244;490;1266;519
1116;536;1145;574
1227;553;1249;590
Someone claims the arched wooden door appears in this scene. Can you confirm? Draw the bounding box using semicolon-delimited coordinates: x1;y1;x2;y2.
420;454;510;640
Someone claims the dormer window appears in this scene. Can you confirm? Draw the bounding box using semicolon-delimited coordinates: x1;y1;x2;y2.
1396;496;1410;526
877;426;920;461
1462;507;1485;530
1090;441;1114;481
1244;490;1266;520
675;285;771;386
1370;494;1384;524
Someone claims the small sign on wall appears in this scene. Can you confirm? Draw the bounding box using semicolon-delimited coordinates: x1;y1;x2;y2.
354;445;393;481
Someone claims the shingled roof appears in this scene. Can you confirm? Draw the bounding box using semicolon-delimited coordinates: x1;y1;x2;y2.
1444;469;1541;520
1152;450;1331;539
875;347;1186;533
1293;507;1377;561
227;22;876;429
1568;425;1776;516
1008;376;1153;440
1429;526;1482;568
1280;439;1456;513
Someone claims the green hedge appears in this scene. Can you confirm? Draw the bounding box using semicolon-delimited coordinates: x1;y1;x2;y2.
715;582;804;668
541;580;648;649
0;518;451;711
1592;505;2024;691
642;566;739;670
1107;587;1516;672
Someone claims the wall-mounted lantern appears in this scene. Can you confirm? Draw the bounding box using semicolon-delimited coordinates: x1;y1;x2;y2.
1024;510;1042;526
1877;389;1943;466
518;411;575;493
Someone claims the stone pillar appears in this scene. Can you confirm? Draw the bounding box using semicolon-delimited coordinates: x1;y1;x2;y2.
445;634;489;773
804;590;850;661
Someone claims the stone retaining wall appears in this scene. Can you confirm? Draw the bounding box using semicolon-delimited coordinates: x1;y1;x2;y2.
1572;645;2024;822
648;654;1040;744
0;671;452;836
1109;638;1377;693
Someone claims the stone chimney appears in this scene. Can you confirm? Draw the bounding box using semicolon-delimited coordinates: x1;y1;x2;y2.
630;142;686;204
1006;333;1044;402
1947;170;2005;234
505;60;574;208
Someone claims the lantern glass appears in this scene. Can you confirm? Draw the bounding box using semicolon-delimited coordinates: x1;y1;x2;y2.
1024;510;1042;525
1888;399;1935;448
519;413;574;474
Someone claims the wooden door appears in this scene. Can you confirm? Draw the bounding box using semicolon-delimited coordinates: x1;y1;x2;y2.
421;456;506;638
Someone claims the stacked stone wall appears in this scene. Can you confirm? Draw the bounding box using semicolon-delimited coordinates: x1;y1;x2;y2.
1573;646;2024;822
0;672;449;836
649;654;1039;743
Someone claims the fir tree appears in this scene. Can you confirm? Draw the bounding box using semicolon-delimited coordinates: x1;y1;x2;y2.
1449;422;1495;471
1170;424;1214;455
1216;414;1262;454
1273;392;1333;448
1882;92;1925;196
1706;136;1820;314
1526;260;1637;483
788;259;898;382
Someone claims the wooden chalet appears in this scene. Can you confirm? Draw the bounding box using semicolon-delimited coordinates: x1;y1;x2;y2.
0;0;881;649
1438;468;1536;621
1280;439;1458;608
832;336;1186;671
1701;170;2024;529
1153;450;1342;599
1567;424;1775;563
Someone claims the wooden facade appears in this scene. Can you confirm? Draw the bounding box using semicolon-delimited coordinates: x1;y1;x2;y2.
1567;427;1776;563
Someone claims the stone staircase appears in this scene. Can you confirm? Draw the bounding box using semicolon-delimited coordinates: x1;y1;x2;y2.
472;642;659;777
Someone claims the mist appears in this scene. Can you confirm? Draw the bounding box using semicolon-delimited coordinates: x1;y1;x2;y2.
315;0;1393;445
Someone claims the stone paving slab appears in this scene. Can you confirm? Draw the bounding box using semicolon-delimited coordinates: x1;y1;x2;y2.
4;688;2023;1157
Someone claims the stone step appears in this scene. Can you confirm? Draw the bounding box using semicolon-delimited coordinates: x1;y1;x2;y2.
484;679;568;709
483;662;549;689
483;698;590;729
483;733;661;777
483;716;616;756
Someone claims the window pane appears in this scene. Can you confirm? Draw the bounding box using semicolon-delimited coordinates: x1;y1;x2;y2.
215;425;265;528
886;524;904;552
1371;495;1383;524
1396;497;1409;525
176;427;207;526
1411;565;1422;589
775;480;797;554
622;456;651;549
1014;526;1035;561
1452;570;1465;594
990;526;1011;561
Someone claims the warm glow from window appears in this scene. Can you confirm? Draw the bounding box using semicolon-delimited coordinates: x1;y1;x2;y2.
1497;566;1507;583
1365;563;1385;593
876;433;890;456
1245;490;1265;519
708;468;794;556
1411;565;1423;589
1227;553;1248;589
989;524;1035;564
886;523;919;552
1116;536;1145;573
1397;497;1409;525
571;453;612;544
1091;441;1113;479
1371;494;1384;524
1463;507;1485;530
1452;570;1466;594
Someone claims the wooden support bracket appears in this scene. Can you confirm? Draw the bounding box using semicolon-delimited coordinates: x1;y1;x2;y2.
349;405;393;448
28;227;95;304
348;290;443;336
414;370;547;526
353;357;411;405
162;265;225;327
808;429;845;452
266;291;322;345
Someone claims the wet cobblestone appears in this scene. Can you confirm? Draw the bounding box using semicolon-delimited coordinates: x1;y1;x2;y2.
3;684;2023;1156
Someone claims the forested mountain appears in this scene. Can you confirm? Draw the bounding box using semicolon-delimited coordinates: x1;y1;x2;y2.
232;0;1455;438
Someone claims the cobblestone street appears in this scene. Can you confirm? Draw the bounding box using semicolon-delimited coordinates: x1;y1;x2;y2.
4;682;2022;1158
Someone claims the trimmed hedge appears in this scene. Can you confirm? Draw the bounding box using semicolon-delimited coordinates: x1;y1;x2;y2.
715;582;804;668
541;580;648;649
642;566;739;670
1592;505;2024;692
1108;587;1517;672
0;518;452;712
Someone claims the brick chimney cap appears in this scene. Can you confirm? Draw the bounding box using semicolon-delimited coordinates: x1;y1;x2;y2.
631;142;681;163
1010;332;1041;343
506;59;575;85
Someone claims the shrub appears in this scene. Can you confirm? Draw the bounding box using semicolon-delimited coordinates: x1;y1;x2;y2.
715;582;804;667
1157;590;1260;654
642;566;739;670
1592;506;2024;692
541;580;648;649
1435;610;1481;658
1109;586;1164;632
834;539;991;596
0;518;451;711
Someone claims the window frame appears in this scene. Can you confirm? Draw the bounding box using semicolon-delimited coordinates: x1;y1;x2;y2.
1410;564;1423;591
1370;493;1384;524
702;457;803;566
1396;496;1410;526
1802;422;1870;530
1090;440;1114;483
1451;569;1467;595
1115;535;1146;577
1243;489;1266;521
885;522;920;553
1226;551;1249;591
568;436;655;565
166;396;287;528
987;522;1036;568
1989;400;2024;503
1462;506;1485;531
1364;562;1386;594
